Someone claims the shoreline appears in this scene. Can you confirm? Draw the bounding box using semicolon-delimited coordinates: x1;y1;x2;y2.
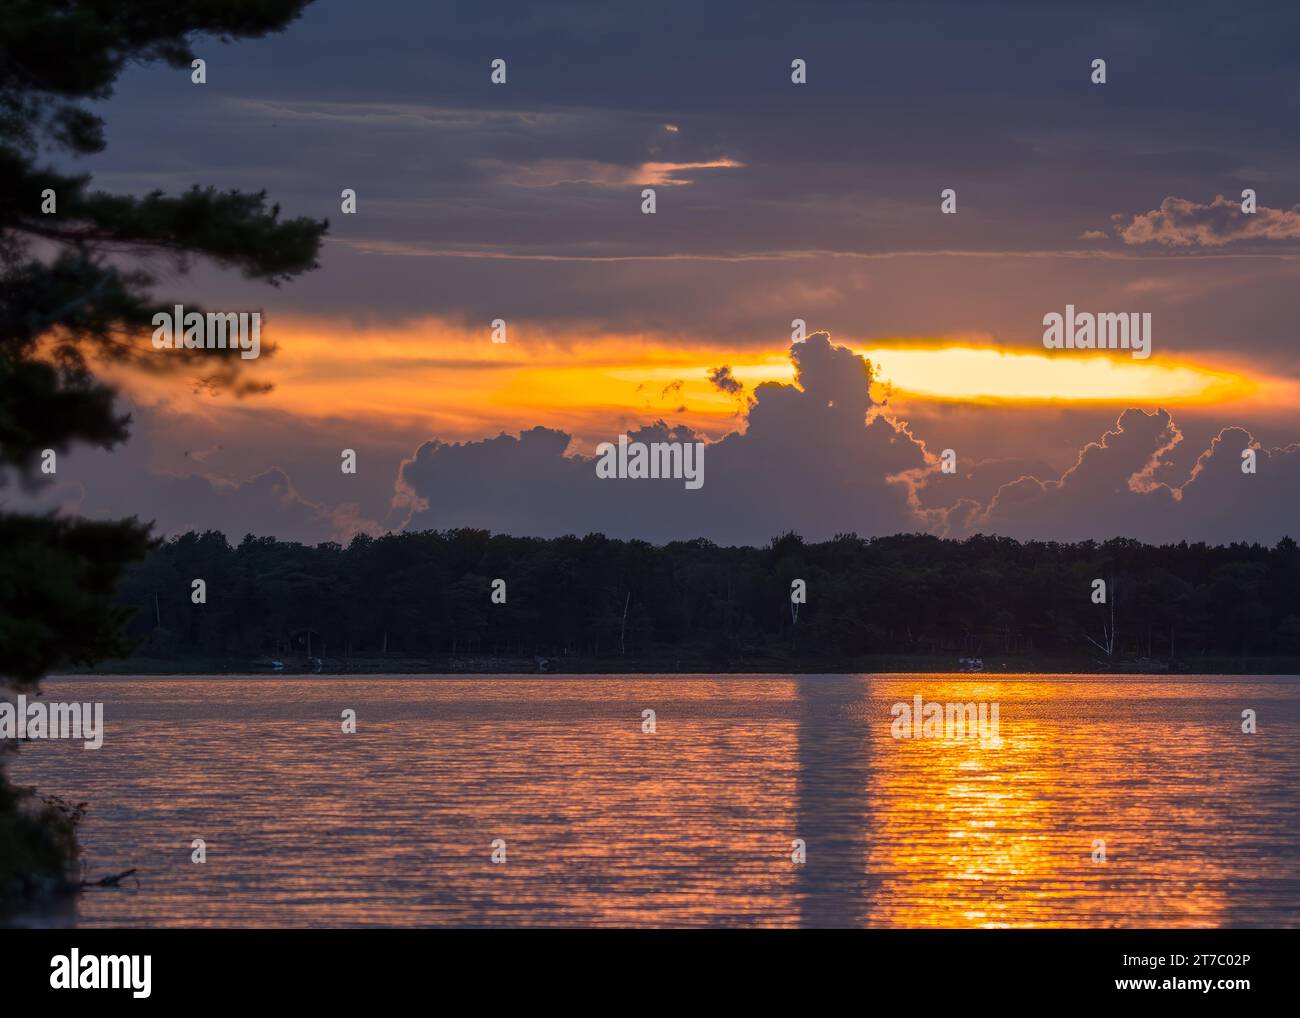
46;652;1300;680
47;669;1300;679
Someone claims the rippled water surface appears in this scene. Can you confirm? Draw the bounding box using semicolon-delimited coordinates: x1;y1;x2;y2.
8;674;1300;927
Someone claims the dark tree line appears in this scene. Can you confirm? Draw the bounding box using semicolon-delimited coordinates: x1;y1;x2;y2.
110;529;1300;671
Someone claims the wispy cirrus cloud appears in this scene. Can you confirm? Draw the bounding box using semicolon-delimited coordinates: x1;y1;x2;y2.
495;158;744;188
231;98;578;131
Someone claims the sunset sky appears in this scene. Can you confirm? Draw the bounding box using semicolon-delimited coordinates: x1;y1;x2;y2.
23;0;1300;546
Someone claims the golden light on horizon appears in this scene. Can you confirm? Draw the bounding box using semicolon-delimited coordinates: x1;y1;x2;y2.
609;344;1259;409
98;318;1276;446
862;346;1253;404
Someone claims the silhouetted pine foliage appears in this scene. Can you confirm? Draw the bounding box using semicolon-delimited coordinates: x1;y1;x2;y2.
0;0;323;913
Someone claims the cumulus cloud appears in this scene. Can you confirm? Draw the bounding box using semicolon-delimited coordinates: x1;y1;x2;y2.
26;344;1297;550
395;343;1300;547
32;465;380;545
914;455;1061;511
397;333;935;544
954;408;1300;544
143;468;382;544
1115;194;1300;247
3;404;382;545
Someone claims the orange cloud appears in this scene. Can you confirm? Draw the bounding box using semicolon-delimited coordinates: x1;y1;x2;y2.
1116;194;1300;247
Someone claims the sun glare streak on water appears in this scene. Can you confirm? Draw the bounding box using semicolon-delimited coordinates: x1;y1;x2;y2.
8;674;1299;928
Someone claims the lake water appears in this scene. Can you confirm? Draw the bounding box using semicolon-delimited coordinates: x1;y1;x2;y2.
7;674;1300;927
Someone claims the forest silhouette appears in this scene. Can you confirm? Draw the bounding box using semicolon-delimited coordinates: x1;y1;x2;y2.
104;528;1300;673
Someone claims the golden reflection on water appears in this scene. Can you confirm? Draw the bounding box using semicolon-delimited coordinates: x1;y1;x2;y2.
863;679;1282;928
7;674;1298;928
